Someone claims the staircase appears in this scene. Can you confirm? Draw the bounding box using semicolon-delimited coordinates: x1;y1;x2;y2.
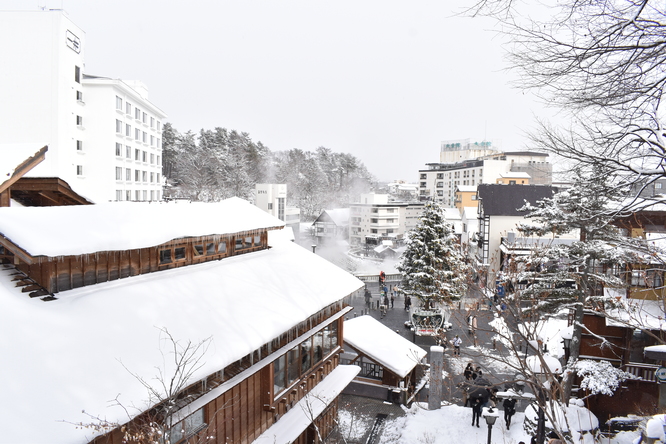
3;264;57;301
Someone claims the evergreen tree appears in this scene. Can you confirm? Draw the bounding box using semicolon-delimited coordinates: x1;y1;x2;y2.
397;202;468;308
513;168;645;403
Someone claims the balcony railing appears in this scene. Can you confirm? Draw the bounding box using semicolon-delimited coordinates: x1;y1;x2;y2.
622;362;660;382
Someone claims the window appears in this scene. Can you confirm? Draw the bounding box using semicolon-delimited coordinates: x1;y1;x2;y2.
126;190;131;201
142;190;147;201
157;156;161;165
150;153;155;164
657;183;663;189
436;182;443;188
135;107;141;120
156;191;160;201
159;249;172;264
74;65;80;83
174;247;186;261
142;151;147;162
157;121;161;132
150;172;154;183
157;173;161;184
115;120;122;133
135;190;141;201
420;174;426;179
126;123;131;137
77;115;83;126
509;180;517;185
76;90;83;102
142;131;147;143
273;354;286;394
115;167;122;180
254;235;261;246
116;96;123;110
168;408;205;444
135;170;140;182
150;117;155;128
126;146;132;159
135;149;140;161
126;102;132;115
115;143;122;156
157;138;162;149
116;190;122;201
135;128;141;140
193;245;204;256
218;242;226;254
125;168;131;181
76;140;83;151
142;171;147;182
150;135;155;147
287;347;299;385
142;112;147;124
206;243;215;255
437;173;443;179
76;165;83;176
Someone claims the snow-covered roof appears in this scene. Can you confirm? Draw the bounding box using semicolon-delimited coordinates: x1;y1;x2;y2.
0;197;284;257
456;185;477;193
325;208;350;226
343;315;426;378
0;226;363;443
605;298;666;331
254;365;360;444
499;172;531;179
443;207;462;221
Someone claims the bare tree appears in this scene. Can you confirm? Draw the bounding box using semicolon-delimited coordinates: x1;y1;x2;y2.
72;328;216;444
468;0;666;198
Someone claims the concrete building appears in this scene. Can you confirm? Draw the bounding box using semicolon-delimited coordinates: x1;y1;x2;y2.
439;139;499;164
255;183;301;237
349;193;424;249
418;151;552;207
0;10;166;203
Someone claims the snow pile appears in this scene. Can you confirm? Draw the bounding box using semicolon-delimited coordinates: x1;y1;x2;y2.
523;401;599;444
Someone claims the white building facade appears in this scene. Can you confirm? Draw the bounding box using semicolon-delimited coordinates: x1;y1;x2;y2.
0;10;166;203
418;151;552;207
349;193;424;247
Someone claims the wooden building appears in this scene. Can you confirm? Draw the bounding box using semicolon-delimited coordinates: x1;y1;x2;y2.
0;198;364;444
341;315;426;404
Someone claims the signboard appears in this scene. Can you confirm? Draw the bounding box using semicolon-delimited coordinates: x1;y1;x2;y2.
655;366;666;383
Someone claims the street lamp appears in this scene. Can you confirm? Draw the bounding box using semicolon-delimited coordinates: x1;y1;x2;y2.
560;327;573;363
482;406;499;444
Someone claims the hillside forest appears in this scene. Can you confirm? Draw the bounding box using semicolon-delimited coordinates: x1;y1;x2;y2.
161;123;377;220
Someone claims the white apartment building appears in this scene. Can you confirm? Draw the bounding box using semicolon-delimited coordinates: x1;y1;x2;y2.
349;193;424;247
255;183;301;236
440;139;499;164
0;10;166;203
418;151;552;207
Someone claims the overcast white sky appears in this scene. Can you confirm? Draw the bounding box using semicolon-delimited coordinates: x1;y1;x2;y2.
3;0;550;182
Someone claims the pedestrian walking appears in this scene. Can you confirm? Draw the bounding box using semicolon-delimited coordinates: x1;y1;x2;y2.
404;295;411;311
471;366;478;380
452;334;462;356
390;294;395;308
471;398;482;427
503;397;517;429
468;315;475;335
393;285;398;297
464;363;474;380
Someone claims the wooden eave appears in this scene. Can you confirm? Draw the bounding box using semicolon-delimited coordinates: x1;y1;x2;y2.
10;177;92;206
0;234;35;265
0;146;48;195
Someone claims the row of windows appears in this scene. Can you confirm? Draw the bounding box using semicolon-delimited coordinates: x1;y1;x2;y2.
115;120;162;148
157;236;260;265
114;167;161;184
116;96;162;131
113;143;161;165
272;323;339;398
114;189;161;202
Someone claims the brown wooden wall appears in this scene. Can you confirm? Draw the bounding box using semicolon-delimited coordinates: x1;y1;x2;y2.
586;378;659;423
17;230;267;294
579;313;630;364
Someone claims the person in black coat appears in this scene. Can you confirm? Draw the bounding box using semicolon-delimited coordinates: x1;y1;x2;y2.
471;398;482;427
503;397;517;429
464;363;474;381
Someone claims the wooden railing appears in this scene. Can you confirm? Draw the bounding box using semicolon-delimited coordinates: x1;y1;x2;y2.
622;362;660;382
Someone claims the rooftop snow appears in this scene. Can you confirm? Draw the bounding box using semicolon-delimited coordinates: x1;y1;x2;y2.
0;197;284;257
0;144;45;183
344;315;426;378
0;221;363;443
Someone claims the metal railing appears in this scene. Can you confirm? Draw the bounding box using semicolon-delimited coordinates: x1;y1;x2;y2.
622;362;660;382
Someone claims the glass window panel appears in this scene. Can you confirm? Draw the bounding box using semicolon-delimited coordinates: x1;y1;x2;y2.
330;321;339;349
206;243;215;255
218;242;227;254
169;420;183;444
193;245;204;256
300;338;312;374
313;330;324;363
273;355;286;395
235;238;243;250
254;235;261;246
174;247;186;260
245;236;252;248
159;249;172;264
287;346;299;384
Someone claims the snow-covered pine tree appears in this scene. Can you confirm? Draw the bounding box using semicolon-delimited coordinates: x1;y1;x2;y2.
398;201;468;308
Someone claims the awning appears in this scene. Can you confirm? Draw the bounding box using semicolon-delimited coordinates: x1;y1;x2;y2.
254;365;360;444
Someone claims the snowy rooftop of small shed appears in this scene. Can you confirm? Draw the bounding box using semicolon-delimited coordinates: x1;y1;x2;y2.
0;220;363;443
0;197;284;257
456;185;477;193
344;315;426;378
320;208;350;226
